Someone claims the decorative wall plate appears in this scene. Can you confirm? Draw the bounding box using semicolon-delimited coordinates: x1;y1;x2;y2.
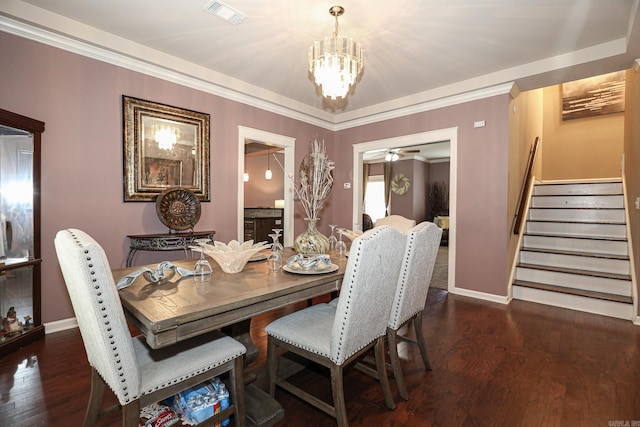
391;173;411;195
155;187;201;231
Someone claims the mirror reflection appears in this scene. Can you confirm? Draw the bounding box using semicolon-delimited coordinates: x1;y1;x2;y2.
1;123;35;345
0;124;34;261
141;117;197;188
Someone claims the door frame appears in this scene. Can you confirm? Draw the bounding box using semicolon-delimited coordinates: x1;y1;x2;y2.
351;127;458;290
237;126;295;247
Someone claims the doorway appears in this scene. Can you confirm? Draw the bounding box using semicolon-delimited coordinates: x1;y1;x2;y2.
352;127;458;290
237;126;296;247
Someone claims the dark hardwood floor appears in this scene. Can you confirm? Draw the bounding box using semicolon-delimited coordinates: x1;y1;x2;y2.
2;289;640;426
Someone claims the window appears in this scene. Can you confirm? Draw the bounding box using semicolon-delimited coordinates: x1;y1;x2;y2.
364;175;387;223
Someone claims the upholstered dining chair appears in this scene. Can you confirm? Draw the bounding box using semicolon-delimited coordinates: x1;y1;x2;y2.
375;214;416;233
54;229;247;427
387;221;442;400
265;226;406;427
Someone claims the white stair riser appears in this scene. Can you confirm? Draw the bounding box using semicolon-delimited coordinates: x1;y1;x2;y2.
528;208;625;223
522;235;628;256
526;221;626;238
534;182;622;196
519;251;629;275
531;195;623;209
516;267;632;297
512;286;633;320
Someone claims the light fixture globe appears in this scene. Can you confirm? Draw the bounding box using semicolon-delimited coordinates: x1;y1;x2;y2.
309;5;364;100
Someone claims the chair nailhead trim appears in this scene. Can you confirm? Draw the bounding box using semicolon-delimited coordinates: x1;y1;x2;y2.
68;230;137;402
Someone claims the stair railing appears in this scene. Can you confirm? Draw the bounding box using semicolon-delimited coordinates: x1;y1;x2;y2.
513;137;540;234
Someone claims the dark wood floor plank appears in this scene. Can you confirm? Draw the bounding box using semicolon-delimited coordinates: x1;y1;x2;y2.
1;289;640;427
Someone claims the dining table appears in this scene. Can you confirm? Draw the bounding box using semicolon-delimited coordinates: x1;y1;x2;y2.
112;248;348;427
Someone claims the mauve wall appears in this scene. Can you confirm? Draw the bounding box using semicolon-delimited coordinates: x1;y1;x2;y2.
1;30;517;325
0;32;332;324
333;97;511;296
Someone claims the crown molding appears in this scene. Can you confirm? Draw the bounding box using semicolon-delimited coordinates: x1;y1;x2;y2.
0;15;337;129
333;83;515;131
0;15;517;132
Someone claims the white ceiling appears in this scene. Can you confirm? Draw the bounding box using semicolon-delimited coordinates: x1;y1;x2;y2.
2;0;639;129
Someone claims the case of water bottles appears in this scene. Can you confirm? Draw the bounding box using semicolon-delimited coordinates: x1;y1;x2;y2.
164;377;231;426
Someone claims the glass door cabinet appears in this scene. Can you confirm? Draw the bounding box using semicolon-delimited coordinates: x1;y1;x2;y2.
0;108;44;352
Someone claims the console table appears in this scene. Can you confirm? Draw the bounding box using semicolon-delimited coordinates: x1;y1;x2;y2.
126;230;215;267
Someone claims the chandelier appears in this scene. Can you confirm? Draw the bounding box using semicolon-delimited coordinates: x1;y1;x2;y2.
308;5;364;100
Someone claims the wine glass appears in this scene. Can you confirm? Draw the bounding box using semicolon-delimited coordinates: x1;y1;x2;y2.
272;228;284;254
193;238;213;282
328;224;338;251
336;228;347;257
267;233;282;271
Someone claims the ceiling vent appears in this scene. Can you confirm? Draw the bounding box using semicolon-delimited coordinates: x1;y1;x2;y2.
204;0;247;25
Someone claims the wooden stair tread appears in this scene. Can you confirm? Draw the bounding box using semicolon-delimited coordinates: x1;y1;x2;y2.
517;263;631;281
524;232;627;242
532;193;623;197
526;219;625;225
529;206;624;210
513;280;633;304
520;247;629;261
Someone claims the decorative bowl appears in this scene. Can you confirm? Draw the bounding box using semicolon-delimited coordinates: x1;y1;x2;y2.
190;240;270;273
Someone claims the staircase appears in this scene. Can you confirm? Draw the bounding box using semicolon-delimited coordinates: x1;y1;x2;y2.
512;180;635;320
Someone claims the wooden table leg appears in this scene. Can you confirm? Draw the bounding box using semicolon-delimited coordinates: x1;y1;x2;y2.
223;319;285;427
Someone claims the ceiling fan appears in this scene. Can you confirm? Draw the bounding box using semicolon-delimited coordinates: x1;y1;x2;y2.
368;148;421;162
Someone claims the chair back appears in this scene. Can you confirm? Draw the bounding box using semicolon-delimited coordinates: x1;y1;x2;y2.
362;213;374;231
330;226;406;365
375;215;416;233
54;229;141;404
388;222;442;330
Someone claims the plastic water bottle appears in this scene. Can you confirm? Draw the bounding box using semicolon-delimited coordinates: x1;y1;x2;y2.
216;380;230;427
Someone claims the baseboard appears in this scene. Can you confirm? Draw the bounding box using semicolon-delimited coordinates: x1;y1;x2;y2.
44;317;78;334
450;286;509;305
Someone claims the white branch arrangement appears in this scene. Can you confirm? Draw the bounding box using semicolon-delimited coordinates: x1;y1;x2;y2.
274;137;335;220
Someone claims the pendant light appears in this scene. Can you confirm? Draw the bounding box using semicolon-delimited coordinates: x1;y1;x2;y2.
265;148;272;180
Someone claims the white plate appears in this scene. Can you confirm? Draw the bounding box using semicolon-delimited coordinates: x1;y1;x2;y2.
283;263;339;275
248;253;268;262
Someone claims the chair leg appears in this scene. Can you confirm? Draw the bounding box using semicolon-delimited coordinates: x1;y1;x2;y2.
266;336;278;397
122;401;141;427
84;367;106;427
330;364;348;427
231;356;246;427
414;312;432;370
387;328;409;401
374;336;396;410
